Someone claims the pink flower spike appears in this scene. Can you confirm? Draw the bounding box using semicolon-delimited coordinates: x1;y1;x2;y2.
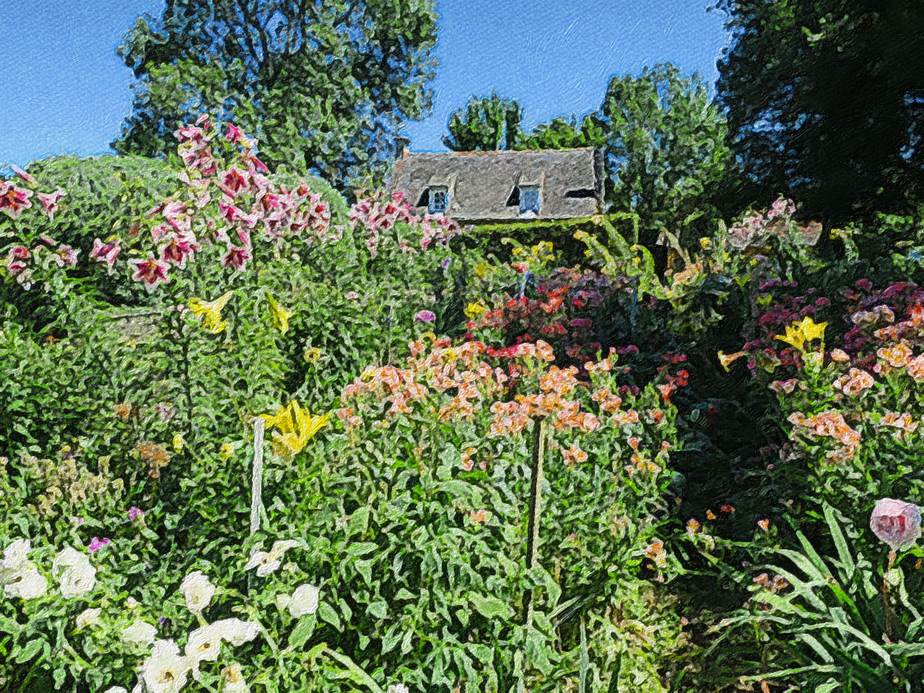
127;506;144;522
225;123;244;143
90;238;121;269
221;167;249;195
871;499;921;551
415;310;436;323
88;537;111;553
37;189;65;219
12;165;38;186
131;256;170;290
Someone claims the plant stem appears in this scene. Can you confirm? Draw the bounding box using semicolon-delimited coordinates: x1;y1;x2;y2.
523;417;546;628
882;549;896;642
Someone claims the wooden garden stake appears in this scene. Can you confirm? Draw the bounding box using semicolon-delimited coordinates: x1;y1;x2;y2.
523;416;546;628
249;416;265;536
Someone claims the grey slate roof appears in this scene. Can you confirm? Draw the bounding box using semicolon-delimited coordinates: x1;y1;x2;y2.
387;148;603;222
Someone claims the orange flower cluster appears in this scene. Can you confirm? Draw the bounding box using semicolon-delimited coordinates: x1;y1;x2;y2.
832;367;875;397
879;412;919;436
788;410;861;458
877;341;914;368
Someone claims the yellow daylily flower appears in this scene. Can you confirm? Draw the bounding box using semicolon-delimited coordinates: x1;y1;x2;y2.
464;301;487;320
171;432;185;453
262;400;329;457
473;261;491;279
717;350;748;372
774;316;828;352
266;293;292;334
218;442;236;461
303;346;322;364
188;291;234;334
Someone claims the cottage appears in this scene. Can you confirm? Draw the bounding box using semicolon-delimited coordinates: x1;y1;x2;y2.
387;147;605;223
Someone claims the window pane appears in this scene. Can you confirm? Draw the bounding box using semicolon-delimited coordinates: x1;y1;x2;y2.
429;187;447;213
519;186;540;213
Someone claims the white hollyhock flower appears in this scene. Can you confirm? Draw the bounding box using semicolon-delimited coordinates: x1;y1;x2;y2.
76;607;101;628
52;546;96;598
221;663;249;693
121;620;158;646
185;624;223;678
141;639;190;693
103;687;128;693
244;540;299;577
1;539;30;570
179;571;215;613
210;618;260;647
387;685;410;693
285;583;319;618
3;561;47;600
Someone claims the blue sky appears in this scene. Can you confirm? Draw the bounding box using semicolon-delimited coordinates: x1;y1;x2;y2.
0;1;729;166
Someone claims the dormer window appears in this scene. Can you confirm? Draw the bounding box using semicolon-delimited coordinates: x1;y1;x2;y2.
519;185;541;215
428;186;448;214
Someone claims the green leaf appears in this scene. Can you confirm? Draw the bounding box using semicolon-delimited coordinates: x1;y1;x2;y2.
468;592;512;620
318;602;342;631
288;615;317;650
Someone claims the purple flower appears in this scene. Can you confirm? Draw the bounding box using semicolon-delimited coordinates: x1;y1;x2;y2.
127;506;144;522
415;310;436;324
88;537;111;553
870;499;921;551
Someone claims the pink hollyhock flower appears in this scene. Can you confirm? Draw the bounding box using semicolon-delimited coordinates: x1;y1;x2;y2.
88;537;110;553
174;122;207;143
131;256;170;290
162;201;190;233
225;123;244;143
221;167;249;196
37;189;65;219
8;245;29;260
870;498;921;550
218;199;242;223
415;310;436;323
12;165;37;186
127;506;144;522
344;291;359;300
222;244;251;270
53;244;79;267
0;182;33;218
90;238;121;269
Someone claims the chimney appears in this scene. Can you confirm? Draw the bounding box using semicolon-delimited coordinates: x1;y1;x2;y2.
395;135;411;160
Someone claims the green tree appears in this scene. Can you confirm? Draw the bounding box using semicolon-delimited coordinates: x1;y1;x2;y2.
114;0;438;189
598;64;732;245
442;93;523;151
519;114;606;150
717;0;924;222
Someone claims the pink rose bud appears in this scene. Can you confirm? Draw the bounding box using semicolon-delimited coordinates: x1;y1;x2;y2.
870;498;921;550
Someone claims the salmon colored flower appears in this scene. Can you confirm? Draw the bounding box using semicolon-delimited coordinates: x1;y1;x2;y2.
562;444;588;466
717;350;747;372
877;341;913;368
833;368;875;397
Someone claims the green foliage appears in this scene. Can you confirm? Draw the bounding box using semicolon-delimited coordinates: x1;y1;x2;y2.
599;64;732;248
717;0;924;221
115;0;439;188
442;92;523;152
518;114;606;151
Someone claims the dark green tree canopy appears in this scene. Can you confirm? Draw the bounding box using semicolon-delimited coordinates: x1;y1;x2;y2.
442;93;523;151
717;0;924;221
519;115;606;151
114;0;438;190
599;64;732;244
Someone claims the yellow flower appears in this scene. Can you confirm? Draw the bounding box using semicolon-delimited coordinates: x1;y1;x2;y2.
188;292;234;334
717;350;747;372
266;293;292;334
699;237;712;250
262;401;329;457
774;316;828;352
464;301;487;320
473;261;491;279
171;432;185;453
303;346;322;364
